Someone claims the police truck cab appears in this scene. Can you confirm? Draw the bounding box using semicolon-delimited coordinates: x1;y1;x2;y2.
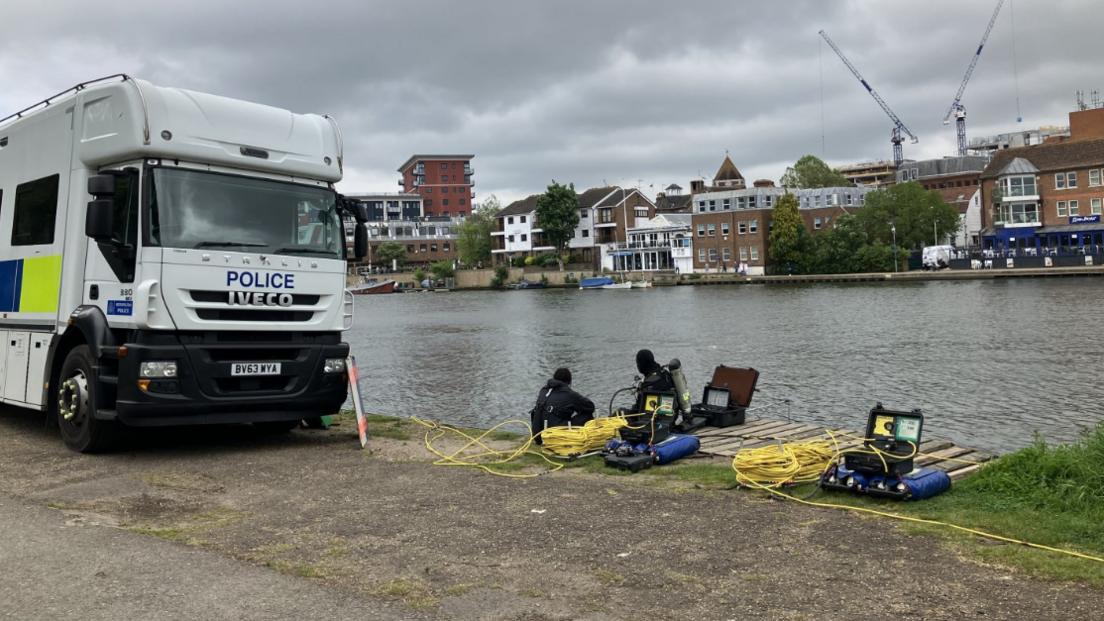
0;75;369;452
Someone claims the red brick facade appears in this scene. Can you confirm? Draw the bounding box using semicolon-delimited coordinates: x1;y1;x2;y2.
397;155;474;218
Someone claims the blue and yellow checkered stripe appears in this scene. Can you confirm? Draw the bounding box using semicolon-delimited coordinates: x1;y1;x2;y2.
0;256;62;313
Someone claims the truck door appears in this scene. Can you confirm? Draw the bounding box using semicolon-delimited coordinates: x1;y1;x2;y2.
84;169;143;323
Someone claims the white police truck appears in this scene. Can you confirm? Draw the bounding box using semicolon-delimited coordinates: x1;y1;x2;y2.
0;75;369;452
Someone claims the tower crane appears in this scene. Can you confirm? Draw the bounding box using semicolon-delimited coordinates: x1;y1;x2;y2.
819;29;918;170
944;0;1005;156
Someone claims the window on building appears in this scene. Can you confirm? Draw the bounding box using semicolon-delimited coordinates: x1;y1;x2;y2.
508;235;515;242
815;194;822;206
1056;173;1066;189
826;194;838;206
443;211;450;217
738;222;747;234
441;175;448;182
1058;201;1067;217
420;244;427;252
599;208;613;223
707;224;716;236
12;174;60;246
580;209;588;218
635;208;648;218
520;216;527;223
442;227;451;235
709;200;716;212
460;199;466;205
749;220;758;233
1070;200;1080;216
748;196;757;208
764;195;773;208
814;217;822;229
824;217;831;227
750;246;759;261
430;244;437;252
426;199;433;206
582;230;590;237
697;224;705;237
508;217;514;224
1091;170;1101;187
698;201;706;212
698;248;706;262
407;244;414;252
721;223;730;235
723;199;730;209
426;187;432;193
1093;198;1102;215
443;199;450;206
709;248;718;261
998;202;1039;224
1068;172;1078;188
956;181;962;187
441;163;447;169
737;197;747;209
739;247;748;261
441;187;448;194
521;234;528;242
722;247;731;261
443;243;450;253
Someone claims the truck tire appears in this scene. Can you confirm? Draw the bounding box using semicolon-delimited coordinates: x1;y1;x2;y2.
57;345;120;453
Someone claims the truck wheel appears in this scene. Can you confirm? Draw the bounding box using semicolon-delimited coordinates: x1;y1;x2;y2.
57;345;120;453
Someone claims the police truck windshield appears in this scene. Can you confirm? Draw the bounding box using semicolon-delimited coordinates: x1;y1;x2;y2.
147;168;343;259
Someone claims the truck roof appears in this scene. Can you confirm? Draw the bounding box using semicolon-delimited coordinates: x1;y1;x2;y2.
0;74;344;183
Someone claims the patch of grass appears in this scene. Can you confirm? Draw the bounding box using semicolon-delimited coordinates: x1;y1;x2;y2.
743;573;767;582
406;597;438;611
663;570;700;584
252;543;294;556
266;560;324;578
593;568;625;586
583;599;604;612
519;588;542;598
324;545;349;557
444;582;485;596
372;578;428;599
366;413;403;424
643;463;738;488
129;527;185;540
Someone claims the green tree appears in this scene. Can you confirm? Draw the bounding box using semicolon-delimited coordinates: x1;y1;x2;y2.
490;264;509;289
457;194;501;266
534;181;580;271
374;240;406;268
853;182;961;251
810;214;867;274
780;155;850;189
429;260;455;280
768;192;813;274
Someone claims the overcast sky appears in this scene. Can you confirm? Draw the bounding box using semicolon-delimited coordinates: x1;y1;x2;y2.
2;1;1098;206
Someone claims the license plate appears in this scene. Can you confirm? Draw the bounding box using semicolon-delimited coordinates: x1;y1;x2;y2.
231;362;281;376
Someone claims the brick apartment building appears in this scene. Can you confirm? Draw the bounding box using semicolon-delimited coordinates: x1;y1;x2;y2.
690;186;875;274
397;154;474;218
979;106;1104;253
896;156;988;247
491;187;655;267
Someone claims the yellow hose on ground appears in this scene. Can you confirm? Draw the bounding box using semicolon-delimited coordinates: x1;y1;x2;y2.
539;416;628;457
731;431;1104;564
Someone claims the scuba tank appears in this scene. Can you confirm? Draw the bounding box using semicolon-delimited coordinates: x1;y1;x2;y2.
667;358;692;417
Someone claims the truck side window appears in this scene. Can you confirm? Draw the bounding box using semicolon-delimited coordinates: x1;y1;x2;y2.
12;174;60;246
111;173;139;248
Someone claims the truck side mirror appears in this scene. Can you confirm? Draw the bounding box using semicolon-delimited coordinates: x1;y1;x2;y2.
86;199;114;241
354;224;368;260
88;174;116;197
355;202;369;222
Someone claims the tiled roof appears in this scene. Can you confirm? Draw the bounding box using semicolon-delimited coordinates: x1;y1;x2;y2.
999;157;1040;176
582;187;621;209
714;156;744;182
666;183;683;191
497;194;540;217
980;138;1104;178
656;194;692;213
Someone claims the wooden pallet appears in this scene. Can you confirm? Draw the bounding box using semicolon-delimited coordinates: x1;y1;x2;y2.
692;417;996;481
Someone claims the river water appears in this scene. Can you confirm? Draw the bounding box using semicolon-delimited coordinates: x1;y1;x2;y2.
346;279;1104;454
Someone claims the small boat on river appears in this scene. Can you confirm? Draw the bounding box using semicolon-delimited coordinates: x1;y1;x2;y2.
507;279;546;290
350;278;397;294
631;280;652;288
579;276;615;289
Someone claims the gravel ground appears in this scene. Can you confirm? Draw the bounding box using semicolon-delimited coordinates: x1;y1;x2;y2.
1;406;1100;621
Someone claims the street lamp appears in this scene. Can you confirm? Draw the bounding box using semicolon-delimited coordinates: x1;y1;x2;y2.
891;225;898;273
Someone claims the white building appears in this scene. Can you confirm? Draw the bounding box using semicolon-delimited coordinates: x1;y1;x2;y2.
606;214;694;273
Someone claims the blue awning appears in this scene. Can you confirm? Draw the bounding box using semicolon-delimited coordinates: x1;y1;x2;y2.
610;251;634;256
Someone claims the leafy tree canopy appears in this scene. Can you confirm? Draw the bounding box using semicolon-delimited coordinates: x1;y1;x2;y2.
780;155;850;189
810;215;895;274
853;182;961;251
534;181;579;271
767;192;813;274
457;194;501;266
374;240;406;267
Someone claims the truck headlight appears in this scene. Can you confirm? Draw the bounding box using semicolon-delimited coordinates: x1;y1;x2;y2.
324;358;346;373
140;361;178;378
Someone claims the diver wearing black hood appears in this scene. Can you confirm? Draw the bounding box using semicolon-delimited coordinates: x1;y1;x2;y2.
635;349;675;394
530;368;596;443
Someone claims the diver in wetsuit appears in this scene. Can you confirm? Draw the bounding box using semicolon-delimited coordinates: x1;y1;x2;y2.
530;368;596;443
635;349;674;394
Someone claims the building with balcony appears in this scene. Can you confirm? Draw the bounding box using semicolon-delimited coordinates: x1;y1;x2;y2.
968;125;1070;155
491;186;655;267
979;107;1104;255
608;214;694;274
836;160;899;187
397;154;474;218
346;192;424;222
344;216;461;270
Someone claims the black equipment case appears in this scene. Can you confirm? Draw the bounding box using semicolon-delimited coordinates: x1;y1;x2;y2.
843;404;925;476
691;365;759;428
619;391;676;445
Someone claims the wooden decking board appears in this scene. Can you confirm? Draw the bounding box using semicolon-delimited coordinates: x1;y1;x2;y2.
691;416;996;482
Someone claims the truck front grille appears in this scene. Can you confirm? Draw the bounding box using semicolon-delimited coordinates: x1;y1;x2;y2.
195;309;313;322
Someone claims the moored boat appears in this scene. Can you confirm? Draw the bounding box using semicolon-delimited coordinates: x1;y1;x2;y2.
631;280;652;288
579;276;616;289
507;279;547;290
350;278;397;294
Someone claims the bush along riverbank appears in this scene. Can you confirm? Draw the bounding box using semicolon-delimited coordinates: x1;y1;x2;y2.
366;413;1104;587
